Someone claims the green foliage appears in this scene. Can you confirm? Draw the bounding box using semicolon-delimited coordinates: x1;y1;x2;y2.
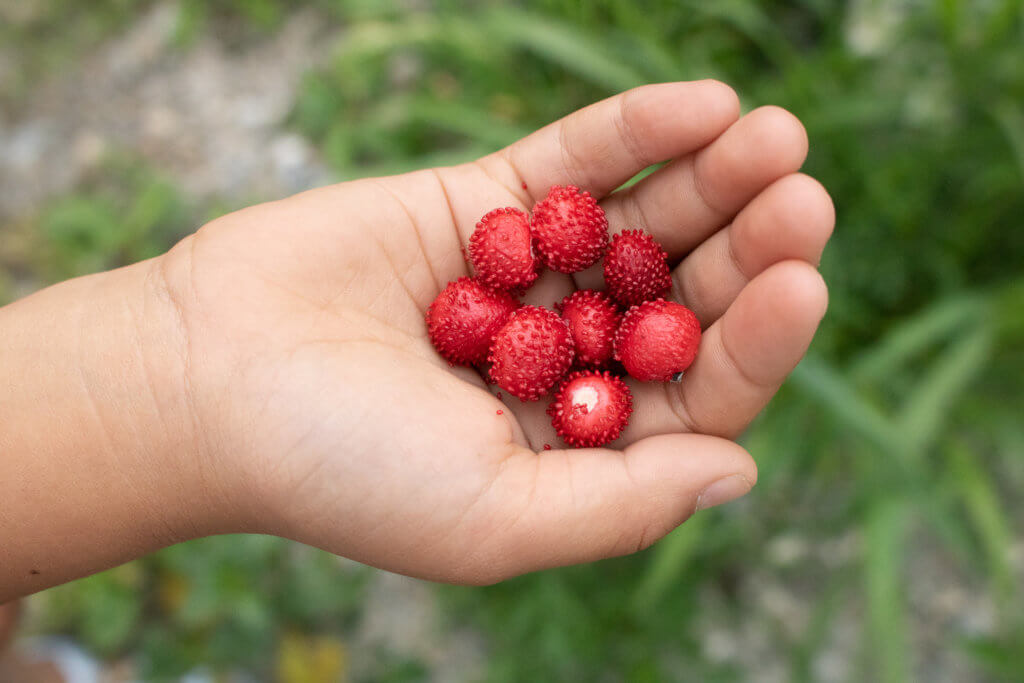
296;1;1024;352
34;564;144;658
289;1;1024;680
38;158;189;280
863;500;912;683
32;536;369;679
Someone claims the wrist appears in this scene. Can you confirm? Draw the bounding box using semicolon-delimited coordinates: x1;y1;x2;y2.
0;257;232;598
111;256;242;538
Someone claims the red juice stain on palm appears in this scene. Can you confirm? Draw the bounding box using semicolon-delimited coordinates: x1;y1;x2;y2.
521;181;528;190
496;409;503;415
543;444;551;450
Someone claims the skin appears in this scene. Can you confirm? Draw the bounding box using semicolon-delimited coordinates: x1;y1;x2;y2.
0;81;833;602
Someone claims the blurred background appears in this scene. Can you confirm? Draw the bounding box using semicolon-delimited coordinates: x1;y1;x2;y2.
1;0;1022;681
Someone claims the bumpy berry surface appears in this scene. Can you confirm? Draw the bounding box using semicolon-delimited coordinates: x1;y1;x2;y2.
530;185;609;273
488;306;574;401
468;207;539;291
604;229;672;307
556;289;622;368
547;370;633;447
614;299;701;382
426;277;520;366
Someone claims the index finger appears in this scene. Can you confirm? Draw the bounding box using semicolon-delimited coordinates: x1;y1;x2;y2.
485;80;741;202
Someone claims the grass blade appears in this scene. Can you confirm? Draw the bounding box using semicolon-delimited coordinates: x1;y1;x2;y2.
850;294;985;384
331;15;490;66
789;356;901;452
484;8;646;93
864;499;912;683
899;325;992;457
403;96;533;149
632;511;709;614
946;441;1017;602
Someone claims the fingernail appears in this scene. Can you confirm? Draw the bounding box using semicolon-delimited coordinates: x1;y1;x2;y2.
695;474;752;512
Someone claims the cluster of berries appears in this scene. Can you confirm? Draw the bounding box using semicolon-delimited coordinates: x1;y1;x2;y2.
426;185;701;448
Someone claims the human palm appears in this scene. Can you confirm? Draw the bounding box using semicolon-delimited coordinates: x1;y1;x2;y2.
158;81;833;584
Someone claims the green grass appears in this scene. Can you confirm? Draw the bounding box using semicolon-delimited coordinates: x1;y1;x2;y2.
5;1;1024;681
31;535;369;680
292;1;1024;680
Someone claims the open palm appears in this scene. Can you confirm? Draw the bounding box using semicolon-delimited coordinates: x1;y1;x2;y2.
158;81;833;584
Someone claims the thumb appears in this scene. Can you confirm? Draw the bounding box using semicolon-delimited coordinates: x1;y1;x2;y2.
452;434;757;584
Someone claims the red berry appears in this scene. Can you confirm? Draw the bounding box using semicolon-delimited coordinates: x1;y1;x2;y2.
614;299;701;382
469;207;539;291
604;229;672;307
547;370;633;448
530;185;608;273
426;277;519;366
488;306;574;401
556;290;622;368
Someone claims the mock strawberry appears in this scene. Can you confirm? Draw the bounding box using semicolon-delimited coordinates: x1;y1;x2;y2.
530;185;608;273
604;229;672;307
556;289;621;368
426;277;520;366
547;370;633;447
469;207;539;291
614;299;701;381
488;306;574;401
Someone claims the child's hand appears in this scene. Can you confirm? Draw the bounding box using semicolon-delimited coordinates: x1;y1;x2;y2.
1;81;834;599
155;80;833;583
